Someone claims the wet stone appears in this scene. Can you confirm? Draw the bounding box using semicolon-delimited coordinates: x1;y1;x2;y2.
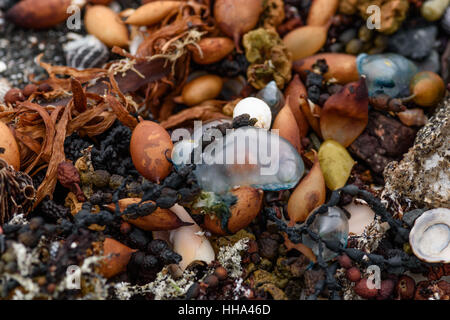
415;50;440;74
388;26;438;61
350;111;417;175
402;209;426;228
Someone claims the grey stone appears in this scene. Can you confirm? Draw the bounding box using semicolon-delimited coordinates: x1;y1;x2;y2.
388;25;438;60
402;209;426;227
441;7;450;34
415;50;440;74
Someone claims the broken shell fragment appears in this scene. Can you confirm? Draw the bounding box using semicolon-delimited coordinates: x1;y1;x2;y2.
318;140;355;190
130;120;173;183
344;201;376;236
397;108;428;127
409;208;450;263
203;187;263;235
85;5;129;48
0;121;20;171
233;97;272;129
169;204;215;270
283;25;328;61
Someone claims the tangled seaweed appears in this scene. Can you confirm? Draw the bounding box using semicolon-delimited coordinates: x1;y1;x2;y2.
267;184;431;300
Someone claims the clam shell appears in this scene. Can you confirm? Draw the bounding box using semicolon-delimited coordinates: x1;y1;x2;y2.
409;208;450;263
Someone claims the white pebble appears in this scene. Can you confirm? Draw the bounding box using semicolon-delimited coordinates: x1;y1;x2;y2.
0;61;6;73
233;97;272;129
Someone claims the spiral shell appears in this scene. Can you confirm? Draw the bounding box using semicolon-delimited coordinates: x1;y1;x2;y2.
63;34;109;70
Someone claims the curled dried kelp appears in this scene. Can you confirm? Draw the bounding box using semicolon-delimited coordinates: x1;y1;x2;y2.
160;101;229;129
0;159;35;224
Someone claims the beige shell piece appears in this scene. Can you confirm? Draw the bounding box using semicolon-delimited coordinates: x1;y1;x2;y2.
344;201;375;236
409;208;450;263
169;204;215;270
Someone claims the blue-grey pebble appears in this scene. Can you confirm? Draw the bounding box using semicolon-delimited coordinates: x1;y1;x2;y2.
388;25;438;60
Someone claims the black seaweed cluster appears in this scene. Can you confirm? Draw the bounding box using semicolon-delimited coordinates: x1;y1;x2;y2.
90;122;136;177
118;164;201;220
64;133;91;162
34;197;70;222
304;59;334;105
0;190;181;293
267;185;430;300
64;121;137;177
127;239;181;284
232;114;258;129
199;53;249;78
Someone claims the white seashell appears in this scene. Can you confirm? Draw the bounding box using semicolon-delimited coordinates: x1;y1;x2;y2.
344;201;375;236
409;208;450;263
169;204;215;270
129;30;145;56
233;97;272;129
63;33;109;70
0;78;11;103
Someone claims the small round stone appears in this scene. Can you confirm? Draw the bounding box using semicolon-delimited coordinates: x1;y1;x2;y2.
337;254;352;269
120;222;132;235
214;266;228;281
346;267;361;282
203;274;219;288
345;39;363;55
91;170;111;188
29;217;44;231
358;26;373;42
186;282;200;299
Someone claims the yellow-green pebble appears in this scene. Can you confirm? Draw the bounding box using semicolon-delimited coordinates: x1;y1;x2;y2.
421;0;450;21
318;140;355;190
